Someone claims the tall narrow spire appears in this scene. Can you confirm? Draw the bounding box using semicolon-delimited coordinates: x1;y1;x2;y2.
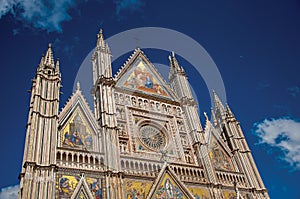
211;108;217;126
44;43;55;68
55;58;60;73
168;51;184;72
19;44;61;199
38;55;45;69
213;90;225;113
92;28;112;84
97;28;105;47
226;104;235;118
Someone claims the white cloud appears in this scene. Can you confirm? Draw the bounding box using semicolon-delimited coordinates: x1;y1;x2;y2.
0;0;75;32
253;117;300;170
0;0;14;18
0;185;19;199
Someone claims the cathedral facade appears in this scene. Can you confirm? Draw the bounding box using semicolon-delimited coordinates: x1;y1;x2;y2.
18;29;269;199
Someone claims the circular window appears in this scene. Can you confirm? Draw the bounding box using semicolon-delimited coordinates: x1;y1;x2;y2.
139;125;167;151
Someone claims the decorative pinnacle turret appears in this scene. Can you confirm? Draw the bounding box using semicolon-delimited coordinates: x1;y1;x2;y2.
44;43;55;68
168;51;185;74
55;58;60;73
97;28;105;47
211;108;217;126
213;90;225;109
226;104;235;118
76;82;81;91
97;28;103;38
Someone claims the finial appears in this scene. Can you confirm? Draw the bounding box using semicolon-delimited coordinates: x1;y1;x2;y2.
55;58;60;72
96;28;106;47
211;108;217;126
44;43;55;67
169;51;183;72
204;112;209;121
76;82;81;91
97;28;103;38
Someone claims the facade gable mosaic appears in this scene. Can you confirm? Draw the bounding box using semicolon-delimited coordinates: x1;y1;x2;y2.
57;174;103;199
116;51;176;101
125;179;153;199
147;164;195;199
188;187;211;199
209;135;234;172
59;106;98;152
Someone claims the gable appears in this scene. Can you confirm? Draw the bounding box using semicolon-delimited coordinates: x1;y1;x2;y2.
58;88;99;152
59;108;96;151
153;172;188;199
73;188;90;199
70;176;99;199
115;49;177;101
146;164;195;199
57;174;103;199
209;135;234;172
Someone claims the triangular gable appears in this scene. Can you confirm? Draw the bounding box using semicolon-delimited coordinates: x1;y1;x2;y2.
147;163;195;199
58;85;99;152
115;49;178;101
206;124;235;172
71;176;94;199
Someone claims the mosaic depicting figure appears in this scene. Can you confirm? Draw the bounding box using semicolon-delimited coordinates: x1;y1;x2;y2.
63;114;93;150
126;180;152;199
123;60;169;97
209;139;232;171
90;181;102;199
58;175;79;198
189;187;210;199
223;191;236;199
154;178;184;199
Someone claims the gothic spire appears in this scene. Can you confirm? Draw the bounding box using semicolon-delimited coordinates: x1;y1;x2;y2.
44;43;55;68
169;51;180;70
211;108;217;126
168;51;185;74
213;90;225;113
55;58;60;73
38;55;45;68
76;81;81;91
226;104;235;118
97;28;105;47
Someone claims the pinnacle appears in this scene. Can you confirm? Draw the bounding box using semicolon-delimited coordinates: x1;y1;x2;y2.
169;51;183;72
76;82;81;91
97;28;103;38
96;28;105;47
171;51;175;57
212;90;225;113
44;43;55;68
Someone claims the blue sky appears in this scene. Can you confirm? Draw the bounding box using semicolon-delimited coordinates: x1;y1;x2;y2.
0;0;300;198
